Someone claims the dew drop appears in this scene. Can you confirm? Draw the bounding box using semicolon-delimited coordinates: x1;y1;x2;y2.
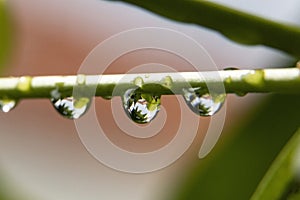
0;99;17;113
50;89;91;119
235;91;248;97
123;88;161;124
102;96;112;100
182;88;225;116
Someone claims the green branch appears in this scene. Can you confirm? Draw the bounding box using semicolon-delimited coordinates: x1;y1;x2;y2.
111;0;300;57
0;68;299;99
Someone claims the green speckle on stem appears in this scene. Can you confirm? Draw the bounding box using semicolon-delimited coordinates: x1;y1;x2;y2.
162;76;173;89
17;76;32;92
224;76;232;84
76;74;86;86
55;82;65;88
224;74;248;96
134;76;144;87
242;70;265;87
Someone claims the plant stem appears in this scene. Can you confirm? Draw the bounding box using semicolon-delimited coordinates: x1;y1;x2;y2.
0;68;299;99
110;0;300;57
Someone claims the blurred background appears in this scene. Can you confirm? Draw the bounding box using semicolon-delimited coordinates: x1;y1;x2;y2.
0;0;299;199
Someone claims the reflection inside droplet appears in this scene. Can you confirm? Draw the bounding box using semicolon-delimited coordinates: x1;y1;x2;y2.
51;97;91;119
50;88;91;119
182;88;225;116
123;88;161;124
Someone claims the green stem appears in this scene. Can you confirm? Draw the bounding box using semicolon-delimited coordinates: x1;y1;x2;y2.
111;0;300;57
0;68;299;99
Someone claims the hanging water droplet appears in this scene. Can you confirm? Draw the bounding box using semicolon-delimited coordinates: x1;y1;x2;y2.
50;88;91;119
123;88;161;124
182;88;225;116
102;96;112;100
51;96;91;119
235;91;248;97
0;99;17;113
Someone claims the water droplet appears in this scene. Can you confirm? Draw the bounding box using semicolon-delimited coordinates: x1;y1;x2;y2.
102;96;112;100
123;88;161;124
235;91;248;97
182;88;225;116
0;99;17;113
50;88;91;119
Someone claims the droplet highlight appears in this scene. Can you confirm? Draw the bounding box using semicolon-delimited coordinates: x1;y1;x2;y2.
123;88;161;124
182;88;225;116
50;89;91;119
0;99;17;113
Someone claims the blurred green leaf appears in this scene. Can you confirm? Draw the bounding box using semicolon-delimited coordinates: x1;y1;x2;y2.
113;0;300;57
0;171;16;200
0;2;14;199
171;94;300;200
251;128;300;200
0;1;12;73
